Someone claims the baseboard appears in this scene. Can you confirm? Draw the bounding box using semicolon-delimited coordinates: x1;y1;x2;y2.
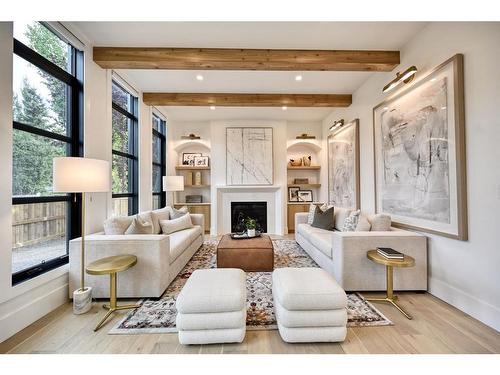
0;282;69;343
429;277;500;332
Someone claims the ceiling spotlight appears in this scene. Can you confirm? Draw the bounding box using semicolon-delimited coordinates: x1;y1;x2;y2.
210;105;216;110
196;74;204;81
329;119;344;132
282;106;288;111
295;75;303;81
382;65;418;93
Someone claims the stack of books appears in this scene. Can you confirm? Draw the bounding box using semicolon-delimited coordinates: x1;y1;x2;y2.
377;247;404;260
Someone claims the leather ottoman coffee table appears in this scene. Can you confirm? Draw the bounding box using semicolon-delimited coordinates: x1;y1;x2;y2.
217;234;274;272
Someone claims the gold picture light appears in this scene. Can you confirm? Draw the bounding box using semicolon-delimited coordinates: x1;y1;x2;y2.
329;119;344;132
382;65;418;93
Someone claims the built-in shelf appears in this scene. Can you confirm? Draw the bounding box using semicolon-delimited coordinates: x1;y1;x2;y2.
287;165;321;170
173;140;211;152
286;139;322;152
174;202;211;206
287;184;321;189
287;201;323;205
185;184;210;188
175;165;211;170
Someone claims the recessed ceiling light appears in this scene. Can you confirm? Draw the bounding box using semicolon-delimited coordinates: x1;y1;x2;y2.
196;74;204;81
295;75;303;81
282;106;288;111
210;105;216;110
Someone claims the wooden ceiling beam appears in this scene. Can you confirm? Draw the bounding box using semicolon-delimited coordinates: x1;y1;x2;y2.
142;93;352;107
93;47;399;71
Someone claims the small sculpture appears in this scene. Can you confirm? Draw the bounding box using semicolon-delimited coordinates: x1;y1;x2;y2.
289;158;303;167
302;156;312;166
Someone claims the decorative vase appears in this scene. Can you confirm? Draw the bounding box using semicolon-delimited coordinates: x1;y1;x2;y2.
73;287;92;315
194;171;202;185
247;229;256;237
302;155;312;166
289;158;302;167
186;172;193;186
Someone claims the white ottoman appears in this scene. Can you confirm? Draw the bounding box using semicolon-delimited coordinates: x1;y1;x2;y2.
273;267;348;343
176;268;247;345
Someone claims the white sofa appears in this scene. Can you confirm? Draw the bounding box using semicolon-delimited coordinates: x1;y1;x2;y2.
295;212;427;291
69;213;204;299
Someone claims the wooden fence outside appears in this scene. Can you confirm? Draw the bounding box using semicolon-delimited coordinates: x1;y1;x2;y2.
12;202;66;249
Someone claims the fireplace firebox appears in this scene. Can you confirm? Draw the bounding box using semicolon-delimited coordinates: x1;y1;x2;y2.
231;201;267;233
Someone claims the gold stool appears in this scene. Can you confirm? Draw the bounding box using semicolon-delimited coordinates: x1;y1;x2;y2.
365;250;415;320
86;254;140;331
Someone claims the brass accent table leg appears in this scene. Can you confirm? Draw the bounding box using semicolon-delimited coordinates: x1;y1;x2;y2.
93;272;140;331
366;265;413;320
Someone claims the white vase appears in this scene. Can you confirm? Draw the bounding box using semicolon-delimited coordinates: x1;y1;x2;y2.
73;287;92;315
247;229;256;237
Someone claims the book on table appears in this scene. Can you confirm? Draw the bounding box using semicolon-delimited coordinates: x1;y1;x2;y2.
376;247;404;260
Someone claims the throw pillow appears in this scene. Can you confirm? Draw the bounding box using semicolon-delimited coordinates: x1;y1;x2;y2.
355;214;372;231
103;216;134;235
311;206;335;231
169;206;188;220
334;207;352;231
342;210;361;232
307;203;331;224
136;211;153;226
368;214;392;231
160;214;193;235
151;207;170;234
125;217;154;235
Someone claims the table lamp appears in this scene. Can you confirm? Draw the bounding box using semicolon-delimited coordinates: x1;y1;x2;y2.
53;157;110;314
163;176;184;205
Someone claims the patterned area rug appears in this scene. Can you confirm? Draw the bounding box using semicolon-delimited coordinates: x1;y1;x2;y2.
109;239;392;334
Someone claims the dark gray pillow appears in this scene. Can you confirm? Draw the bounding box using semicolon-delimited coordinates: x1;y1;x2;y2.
311;206;335;231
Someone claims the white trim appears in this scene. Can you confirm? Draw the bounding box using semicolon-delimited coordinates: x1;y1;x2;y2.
43;22;86;51
429;277;500;332
112;71;140;98
152;107;168;121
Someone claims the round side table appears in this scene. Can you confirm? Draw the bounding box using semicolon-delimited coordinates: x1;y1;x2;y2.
86;254;140;331
366;250;415;320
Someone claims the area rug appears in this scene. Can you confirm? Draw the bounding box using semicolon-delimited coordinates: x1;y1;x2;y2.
109;239;392;334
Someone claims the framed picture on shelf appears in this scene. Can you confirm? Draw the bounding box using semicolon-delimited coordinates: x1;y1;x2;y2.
288;187;300;202
298;190;313;202
193;155;209;167
182;152;202;166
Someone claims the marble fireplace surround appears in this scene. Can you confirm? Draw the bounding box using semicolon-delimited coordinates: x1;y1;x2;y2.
214;185;284;235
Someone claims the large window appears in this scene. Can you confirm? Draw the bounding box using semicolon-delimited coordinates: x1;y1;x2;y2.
152;113;166;209
12;22;83;284
111;81;138;216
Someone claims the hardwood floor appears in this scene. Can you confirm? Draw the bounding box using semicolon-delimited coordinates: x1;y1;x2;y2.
2;291;499;354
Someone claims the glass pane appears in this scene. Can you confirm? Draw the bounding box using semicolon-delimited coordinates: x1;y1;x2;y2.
13;129;68;197
152;195;160;210
112;109;130;154
12;202;67;273
152;134;162;164
112;154;130;194
112;82;132;112
152;114;164;133
14;22;71;72
112;197;129;217
13;54;69;136
152;165;162;193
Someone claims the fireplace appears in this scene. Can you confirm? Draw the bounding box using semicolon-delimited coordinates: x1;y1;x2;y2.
231;201;267;233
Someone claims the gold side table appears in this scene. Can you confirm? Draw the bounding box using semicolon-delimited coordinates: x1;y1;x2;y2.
86;254;140;331
365;250;415;320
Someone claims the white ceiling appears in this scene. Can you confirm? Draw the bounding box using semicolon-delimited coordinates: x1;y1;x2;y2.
69;22;427;121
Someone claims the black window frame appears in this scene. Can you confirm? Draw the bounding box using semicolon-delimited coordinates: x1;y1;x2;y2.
12;24;84;285
152;113;167;209
111;81;139;216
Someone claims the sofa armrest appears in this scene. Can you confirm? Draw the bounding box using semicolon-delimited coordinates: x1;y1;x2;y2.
190;213;204;229
295;212;309;228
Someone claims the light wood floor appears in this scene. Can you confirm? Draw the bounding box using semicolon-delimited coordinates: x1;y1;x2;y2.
2;291;500;354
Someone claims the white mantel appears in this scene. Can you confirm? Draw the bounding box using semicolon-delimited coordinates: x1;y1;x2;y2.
214;185;285;235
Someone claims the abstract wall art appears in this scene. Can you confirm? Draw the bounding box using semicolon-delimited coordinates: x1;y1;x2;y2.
373;54;467;240
328;119;360;209
226;127;273;185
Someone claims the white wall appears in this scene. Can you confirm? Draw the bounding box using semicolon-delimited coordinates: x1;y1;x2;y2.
321;22;500;331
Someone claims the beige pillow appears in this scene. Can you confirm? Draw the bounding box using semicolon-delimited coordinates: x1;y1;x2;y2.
160;214;193;235
125;217;154;234
355;214;372;231
103;216;134;235
151;207;170;234
368;214;392;231
334;207;352;231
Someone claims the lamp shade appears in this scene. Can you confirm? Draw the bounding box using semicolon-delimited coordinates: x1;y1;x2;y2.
53;157;110;193
163;176;184;192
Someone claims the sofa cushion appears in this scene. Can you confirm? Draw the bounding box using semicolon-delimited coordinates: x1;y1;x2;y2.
168;205;188;219
296;223;329;242
176;269;246;314
308;232;333;258
275;300;347;328
103;216;133;235
342;210;360;232
176;309;246;331
160;214;193;235
151;207;170;234
356;214;371;231
368;214;392;231
311;206;335;231
169;225;202;263
334;208;352;231
125;217;154;235
272;268;347;311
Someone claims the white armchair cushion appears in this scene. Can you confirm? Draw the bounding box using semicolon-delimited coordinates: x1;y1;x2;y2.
103;216;133;235
160;214;193;235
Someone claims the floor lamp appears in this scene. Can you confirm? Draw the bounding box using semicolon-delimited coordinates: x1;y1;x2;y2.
163;176;184;206
53;157;110;315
